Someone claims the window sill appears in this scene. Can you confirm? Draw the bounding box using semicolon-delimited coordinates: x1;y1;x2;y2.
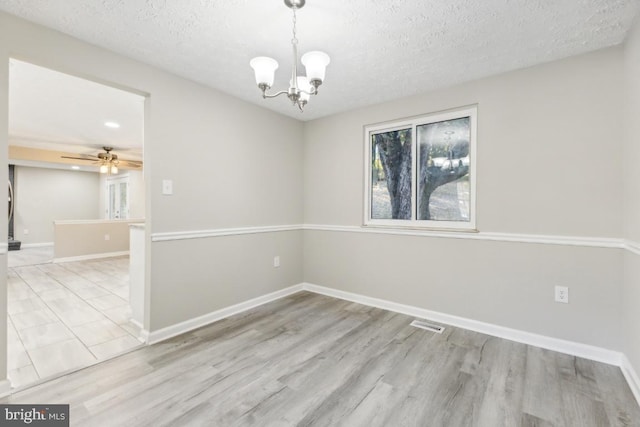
363;223;478;234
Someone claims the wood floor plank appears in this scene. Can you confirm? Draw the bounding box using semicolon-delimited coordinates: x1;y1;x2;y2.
522;346;565;425
2;291;638;427
592;362;640;426
475;339;527;426
294;329;424;426
556;353;610;426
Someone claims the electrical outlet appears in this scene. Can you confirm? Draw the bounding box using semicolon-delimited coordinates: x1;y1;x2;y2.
555;286;569;304
104;234;110;241
23;229;29;235
273;256;280;268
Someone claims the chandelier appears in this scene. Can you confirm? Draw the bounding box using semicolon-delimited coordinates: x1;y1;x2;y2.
250;0;330;112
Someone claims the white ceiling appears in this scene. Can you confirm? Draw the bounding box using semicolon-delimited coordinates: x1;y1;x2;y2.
9;59;144;160
1;1;639;121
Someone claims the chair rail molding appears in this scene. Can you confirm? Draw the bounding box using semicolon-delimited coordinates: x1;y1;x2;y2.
624;240;640;256
148;223;637;251
151;224;304;242
304;224;625;249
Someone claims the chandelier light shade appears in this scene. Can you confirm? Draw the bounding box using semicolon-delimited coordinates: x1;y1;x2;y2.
250;57;279;87
250;0;330;111
301;51;330;84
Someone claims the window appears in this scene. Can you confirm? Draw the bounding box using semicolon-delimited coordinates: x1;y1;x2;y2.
364;106;477;230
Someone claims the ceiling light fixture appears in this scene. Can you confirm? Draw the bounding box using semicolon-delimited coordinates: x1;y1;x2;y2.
99;163;118;175
104;121;120;128
98;147;119;175
249;0;330;112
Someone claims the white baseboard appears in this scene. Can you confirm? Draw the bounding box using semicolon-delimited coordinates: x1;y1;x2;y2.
53;250;129;263
147;281;623;366
134;280;638;407
301;283;623;367
621;354;640;405
20;242;54;248
147;284;304;344
129;319;150;343
138;329;150;344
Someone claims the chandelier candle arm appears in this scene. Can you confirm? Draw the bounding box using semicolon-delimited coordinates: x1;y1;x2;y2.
261;89;289;99
249;0;329;112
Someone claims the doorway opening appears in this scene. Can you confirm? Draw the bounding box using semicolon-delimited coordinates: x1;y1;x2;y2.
6;59;147;389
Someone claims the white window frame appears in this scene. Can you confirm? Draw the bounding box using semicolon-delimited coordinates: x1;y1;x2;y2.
105;174;131;220
363;105;477;231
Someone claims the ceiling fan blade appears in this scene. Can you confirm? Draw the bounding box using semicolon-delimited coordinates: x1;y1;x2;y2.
121;160;143;168
61;155;100;161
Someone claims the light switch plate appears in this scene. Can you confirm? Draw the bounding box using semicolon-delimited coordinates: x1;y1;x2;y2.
162;179;173;195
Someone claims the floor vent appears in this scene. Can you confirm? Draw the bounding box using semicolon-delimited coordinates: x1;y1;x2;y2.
410;320;445;334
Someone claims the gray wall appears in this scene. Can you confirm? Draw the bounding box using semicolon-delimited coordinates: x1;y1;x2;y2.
13;166;100;244
145;56;304;330
152;231;303;329
623;17;640;379
303;47;626;351
128;170;145;220
0;9;304;375
0;8;637;386
99;170;145;220
0;21;8;383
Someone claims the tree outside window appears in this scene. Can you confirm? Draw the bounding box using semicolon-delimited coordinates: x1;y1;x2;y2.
365;106;477;230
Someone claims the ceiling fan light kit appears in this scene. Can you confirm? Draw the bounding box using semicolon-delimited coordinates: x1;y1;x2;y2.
99;163;118;175
61;146;142;174
97;146;119;175
249;0;330;112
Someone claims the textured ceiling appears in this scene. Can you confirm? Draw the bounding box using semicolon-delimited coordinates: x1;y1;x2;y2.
0;0;639;121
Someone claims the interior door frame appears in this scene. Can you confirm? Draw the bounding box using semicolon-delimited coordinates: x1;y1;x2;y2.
3;56;152;391
105;174;130;220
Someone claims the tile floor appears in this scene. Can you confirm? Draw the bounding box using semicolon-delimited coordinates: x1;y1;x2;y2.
7;249;143;388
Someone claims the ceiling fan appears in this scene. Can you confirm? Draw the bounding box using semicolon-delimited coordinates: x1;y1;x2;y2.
62;146;142;174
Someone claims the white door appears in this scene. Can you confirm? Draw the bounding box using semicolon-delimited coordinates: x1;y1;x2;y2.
106;176;129;219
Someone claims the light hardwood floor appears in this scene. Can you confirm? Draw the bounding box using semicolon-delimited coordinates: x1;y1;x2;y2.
7;253;142;388
3;292;639;426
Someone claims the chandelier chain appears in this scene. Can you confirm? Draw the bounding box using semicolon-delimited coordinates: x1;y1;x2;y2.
291;7;298;45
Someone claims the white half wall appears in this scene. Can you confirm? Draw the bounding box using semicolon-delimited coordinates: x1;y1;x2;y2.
13;166;100;244
53;219;139;260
